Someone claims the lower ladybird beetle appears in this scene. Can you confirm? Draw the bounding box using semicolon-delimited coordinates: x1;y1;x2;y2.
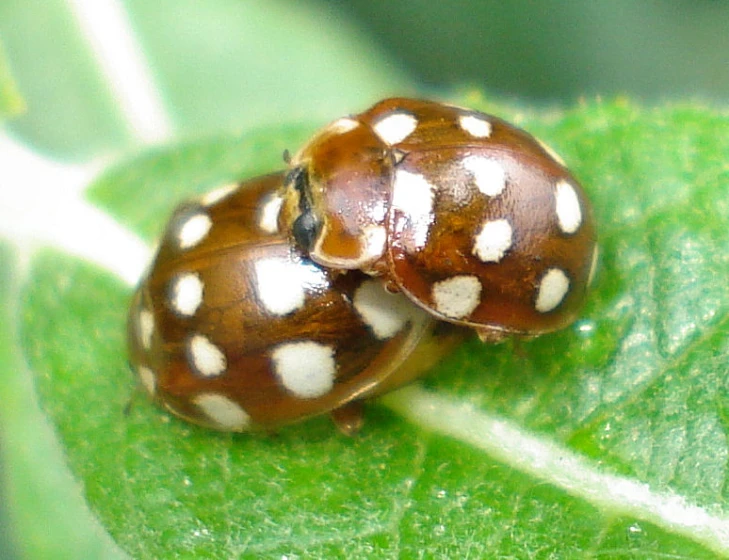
127;172;462;434
280;98;598;343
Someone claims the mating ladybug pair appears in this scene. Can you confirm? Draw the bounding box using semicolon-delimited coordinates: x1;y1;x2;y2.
127;98;598;434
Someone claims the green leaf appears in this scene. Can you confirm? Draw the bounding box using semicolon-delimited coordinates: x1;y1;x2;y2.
123;0;412;134
0;0;410;158
0;0;131;156
88;123;318;241
0;244;128;560
17;98;729;558
0;40;25;121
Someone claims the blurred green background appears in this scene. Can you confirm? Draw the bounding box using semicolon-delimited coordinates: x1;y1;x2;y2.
2;1;728;558
330;0;729;102
2;0;728;160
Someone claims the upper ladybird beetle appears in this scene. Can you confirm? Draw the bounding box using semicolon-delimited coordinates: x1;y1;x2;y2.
280;98;598;342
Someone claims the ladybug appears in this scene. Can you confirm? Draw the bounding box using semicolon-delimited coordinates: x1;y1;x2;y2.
280;98;598;342
127;172;461;434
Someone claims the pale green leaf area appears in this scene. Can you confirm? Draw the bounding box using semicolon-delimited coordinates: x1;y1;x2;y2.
124;0;412;133
0;0;131;156
0;245;129;560
0;40;25;121
18;98;729;558
0;0;411;158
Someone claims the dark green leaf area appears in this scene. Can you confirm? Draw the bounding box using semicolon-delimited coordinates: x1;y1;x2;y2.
88;123;316;241
21;253;433;558
423;101;729;500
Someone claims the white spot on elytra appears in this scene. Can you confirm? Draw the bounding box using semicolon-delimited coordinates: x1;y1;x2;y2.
372;112;418;145
536;268;570;313
392;169;435;248
254;257;328;316
169;272;203;317
194;393;251;431
555;180;583;234
177;211;212;249
271;341;336;399
187;334;227;377
473;219;513;263
353;280;411;339
392;170;434;216
137;366;156;395
326;117;359;135
258;192;284;234
138;308;154;349
459;114;492;138
463;156;506;197
432;276;482;319
201;183;237;206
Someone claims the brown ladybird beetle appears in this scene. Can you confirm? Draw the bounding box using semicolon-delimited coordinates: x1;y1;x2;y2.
280;98;598;342
127;172;461;434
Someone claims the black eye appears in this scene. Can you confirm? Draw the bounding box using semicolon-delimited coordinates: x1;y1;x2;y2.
292;211;321;251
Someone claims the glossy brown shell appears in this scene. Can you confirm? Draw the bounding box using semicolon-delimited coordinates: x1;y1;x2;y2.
283;98;598;337
280;118;393;269
127;172;454;432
